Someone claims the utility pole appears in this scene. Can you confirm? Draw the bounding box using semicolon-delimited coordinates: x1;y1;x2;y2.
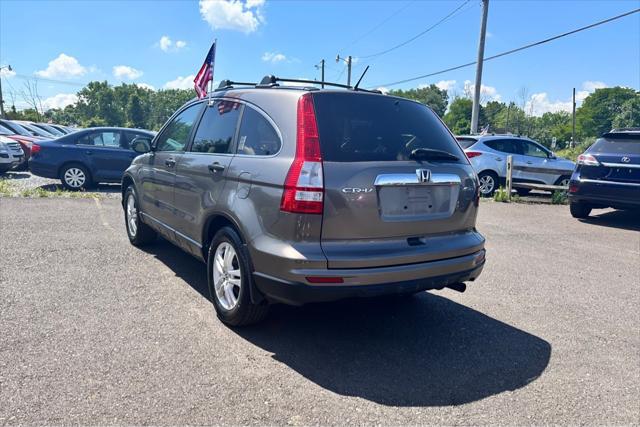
336;55;353;87
0;64;10;119
571;87;576;148
471;0;489;134
315;59;325;88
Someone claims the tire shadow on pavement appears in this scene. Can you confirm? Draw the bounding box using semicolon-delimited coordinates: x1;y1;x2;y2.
237;295;551;407
141;238;551;408
579;209;640;232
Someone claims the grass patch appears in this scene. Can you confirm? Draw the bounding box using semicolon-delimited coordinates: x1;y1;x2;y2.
0;179;13;197
16;186;102;199
551;190;569;205
493;186;511;203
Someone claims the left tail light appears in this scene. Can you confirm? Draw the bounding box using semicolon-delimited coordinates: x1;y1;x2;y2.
577;154;599;166
465;151;483;159
31;143;41;155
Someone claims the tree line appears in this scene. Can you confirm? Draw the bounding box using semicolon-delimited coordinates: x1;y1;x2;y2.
6;80;639;150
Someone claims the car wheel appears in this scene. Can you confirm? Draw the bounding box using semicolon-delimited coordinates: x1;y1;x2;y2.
123;185;157;246
60;163;91;191
570;202;592;219
207;227;268;326
478;171;498;197
555;175;571;188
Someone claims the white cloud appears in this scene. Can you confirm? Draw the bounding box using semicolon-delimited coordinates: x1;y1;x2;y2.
0;68;16;78
164;75;196;90
463;80;501;103
261;51;287;63
582;80;607;92
113;65;143;80
526;81;609;116
42;93;78;110
35;54;87;79
199;0;265;34
159;35;187;52
136;83;156;91
160;36;172;51
434;80;456;92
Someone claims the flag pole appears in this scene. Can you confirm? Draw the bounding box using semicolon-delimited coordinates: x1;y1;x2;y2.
208;38;216;106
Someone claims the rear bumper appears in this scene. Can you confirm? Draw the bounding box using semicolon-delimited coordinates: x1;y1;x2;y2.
569;178;640;209
28;159;59;179
253;249;486;305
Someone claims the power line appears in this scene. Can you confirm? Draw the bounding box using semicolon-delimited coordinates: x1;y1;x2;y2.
373;7;640;88
12;73;88;87
358;0;472;60
340;0;416;52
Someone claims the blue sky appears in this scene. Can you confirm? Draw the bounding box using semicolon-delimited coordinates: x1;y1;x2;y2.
1;0;638;115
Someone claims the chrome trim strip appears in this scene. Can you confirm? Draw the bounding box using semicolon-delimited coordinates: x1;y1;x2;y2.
374;173;461;186
141;212;203;248
601;162;640;169
579;178;640;188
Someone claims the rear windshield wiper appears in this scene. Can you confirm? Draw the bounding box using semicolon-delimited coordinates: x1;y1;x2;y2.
410;148;460;162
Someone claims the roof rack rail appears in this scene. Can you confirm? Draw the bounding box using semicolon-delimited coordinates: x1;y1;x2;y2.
215;80;257;91
256;75;382;94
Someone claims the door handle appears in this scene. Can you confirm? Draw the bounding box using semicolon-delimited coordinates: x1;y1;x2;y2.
85;151;93;155
495;157;503;161
526;161;533;165
208;162;225;173
165;158;176;167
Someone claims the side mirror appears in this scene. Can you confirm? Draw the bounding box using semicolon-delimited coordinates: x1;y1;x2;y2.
548;152;557;159
131;137;151;154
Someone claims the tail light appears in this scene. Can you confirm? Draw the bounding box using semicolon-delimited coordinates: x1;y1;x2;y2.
577;154;599;166
31;143;41;155
569;183;579;193
280;93;324;214
466;151;482;159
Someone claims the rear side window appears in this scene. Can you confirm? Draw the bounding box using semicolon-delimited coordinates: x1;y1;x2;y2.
191;100;241;154
312;93;464;162
237;106;281;156
456;137;478;149
590;135;640;154
484;139;522;155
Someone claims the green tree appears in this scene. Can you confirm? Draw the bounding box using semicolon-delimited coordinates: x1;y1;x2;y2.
388;85;448;117
530;111;572;149
443;98;485;135
576;87;638;137
482;101;505;132
126;93;145;128
612;96;640;129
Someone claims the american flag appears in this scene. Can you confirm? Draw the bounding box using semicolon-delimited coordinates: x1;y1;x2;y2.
194;41;216;99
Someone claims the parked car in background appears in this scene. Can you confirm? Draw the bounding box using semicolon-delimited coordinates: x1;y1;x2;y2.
0;135;24;174
33;123;65;137
122;83;486;326
458;134;576;196
13;120;57;138
0;121;43;169
568;128;640;218
49;124;74;135
29;127;155;190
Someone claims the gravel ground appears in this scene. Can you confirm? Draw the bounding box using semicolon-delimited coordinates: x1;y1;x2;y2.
0;198;638;425
1;171;121;198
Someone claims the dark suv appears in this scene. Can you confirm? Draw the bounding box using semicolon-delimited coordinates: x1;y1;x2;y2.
569;128;640;218
121;78;486;325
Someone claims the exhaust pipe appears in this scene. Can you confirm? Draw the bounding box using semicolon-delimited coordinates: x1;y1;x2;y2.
446;282;466;293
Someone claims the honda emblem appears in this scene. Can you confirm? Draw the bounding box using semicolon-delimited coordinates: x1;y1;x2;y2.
416;169;431;183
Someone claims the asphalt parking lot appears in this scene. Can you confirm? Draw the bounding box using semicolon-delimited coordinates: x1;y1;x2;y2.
0;197;638;424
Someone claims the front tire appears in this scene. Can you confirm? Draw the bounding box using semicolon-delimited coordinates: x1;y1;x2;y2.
570;201;592;219
124;185;157;246
478;171;498;197
60;163;92;191
207;227;268;326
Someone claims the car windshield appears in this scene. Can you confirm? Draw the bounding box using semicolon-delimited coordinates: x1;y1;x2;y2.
21;123;54;137
2;121;31;136
312;92;465;163
591;135;640;155
0;125;12;135
37;124;64;136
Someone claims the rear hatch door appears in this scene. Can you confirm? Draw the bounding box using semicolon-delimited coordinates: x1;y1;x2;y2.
583;134;640;184
313;92;482;269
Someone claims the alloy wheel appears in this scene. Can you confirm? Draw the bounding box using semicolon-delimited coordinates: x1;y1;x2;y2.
212;242;242;310
64;167;86;188
479;175;495;195
126;194;138;236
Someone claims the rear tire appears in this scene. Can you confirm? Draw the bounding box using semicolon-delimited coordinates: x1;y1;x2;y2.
60;163;92;191
124;185;157;246
570;201;592;219
478;171;498;197
207;227;269;326
555;175;571;188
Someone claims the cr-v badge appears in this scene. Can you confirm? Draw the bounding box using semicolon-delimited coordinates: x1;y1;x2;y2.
342;187;374;193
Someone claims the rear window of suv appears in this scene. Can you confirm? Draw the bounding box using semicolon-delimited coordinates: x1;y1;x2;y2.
312;92;464;162
590;134;640;154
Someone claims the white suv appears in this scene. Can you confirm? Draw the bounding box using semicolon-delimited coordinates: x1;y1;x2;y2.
0;135;24;174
